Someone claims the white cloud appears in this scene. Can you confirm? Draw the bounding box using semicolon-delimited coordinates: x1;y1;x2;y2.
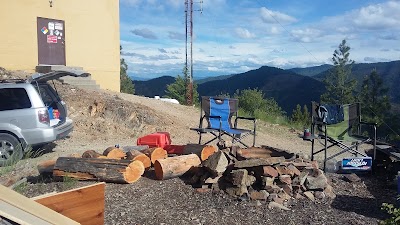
234;28;256;39
260;7;297;24
290;28;322;43
352;1;400;30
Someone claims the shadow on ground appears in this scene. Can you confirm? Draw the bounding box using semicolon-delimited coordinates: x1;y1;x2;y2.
331;172;397;221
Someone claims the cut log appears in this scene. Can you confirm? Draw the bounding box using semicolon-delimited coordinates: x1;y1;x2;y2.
141;147;167;164
154;154;201;180
237;147;272;159
164;144;217;161
82;150;103;158
164;145;185;154
53;157;144;183
103;147;126;159
121;145;149;151
37;159;57;174
183;144;217;161
202;151;228;175
125;150;151;169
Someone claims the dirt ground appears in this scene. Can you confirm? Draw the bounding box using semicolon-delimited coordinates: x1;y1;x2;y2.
0;70;398;224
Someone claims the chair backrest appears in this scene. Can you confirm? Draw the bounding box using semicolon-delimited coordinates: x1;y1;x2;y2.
311;102;361;140
201;96;238;130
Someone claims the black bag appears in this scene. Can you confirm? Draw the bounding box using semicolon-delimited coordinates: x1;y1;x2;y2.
317;104;344;125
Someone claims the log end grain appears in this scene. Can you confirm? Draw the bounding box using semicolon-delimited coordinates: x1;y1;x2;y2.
133;154;151;169
200;145;218;161
126;150;152;169
124;160;145;183
103;147;126;159
146;147;168;164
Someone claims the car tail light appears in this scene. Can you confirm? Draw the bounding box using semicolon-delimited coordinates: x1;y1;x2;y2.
38;109;50;125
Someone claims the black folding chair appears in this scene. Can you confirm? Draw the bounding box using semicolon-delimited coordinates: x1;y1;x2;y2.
190;96;256;148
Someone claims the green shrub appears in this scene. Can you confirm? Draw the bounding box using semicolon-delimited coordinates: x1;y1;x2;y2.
380;202;400;225
234;88;285;121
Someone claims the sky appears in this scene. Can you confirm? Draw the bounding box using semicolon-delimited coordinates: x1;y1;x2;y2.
119;0;400;79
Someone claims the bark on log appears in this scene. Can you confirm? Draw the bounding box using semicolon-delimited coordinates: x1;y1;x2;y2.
154;154;201;180
183;144;217;161
126;150;151;169
141;147;167;164
53;157;144;183
82;150;104;158
37;159;57;174
103;147;126;159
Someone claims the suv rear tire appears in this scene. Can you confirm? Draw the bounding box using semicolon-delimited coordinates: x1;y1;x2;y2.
0;133;23;167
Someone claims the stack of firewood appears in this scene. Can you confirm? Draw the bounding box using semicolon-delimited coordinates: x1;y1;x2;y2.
38;144;217;184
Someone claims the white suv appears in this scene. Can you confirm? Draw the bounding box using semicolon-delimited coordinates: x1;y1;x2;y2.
0;70;89;166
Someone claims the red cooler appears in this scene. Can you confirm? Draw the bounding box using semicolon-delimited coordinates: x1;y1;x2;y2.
136;132;171;148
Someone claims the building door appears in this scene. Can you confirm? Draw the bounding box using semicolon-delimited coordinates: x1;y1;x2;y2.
37;17;66;65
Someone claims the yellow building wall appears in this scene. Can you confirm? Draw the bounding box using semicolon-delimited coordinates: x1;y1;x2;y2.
0;0;120;92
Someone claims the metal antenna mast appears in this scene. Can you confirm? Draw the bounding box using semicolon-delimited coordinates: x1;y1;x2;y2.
185;0;202;105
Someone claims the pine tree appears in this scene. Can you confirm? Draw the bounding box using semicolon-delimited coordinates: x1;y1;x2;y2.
358;69;391;125
164;68;199;105
302;104;310;125
291;104;310;126
321;39;357;104
120;46;135;94
291;104;303;124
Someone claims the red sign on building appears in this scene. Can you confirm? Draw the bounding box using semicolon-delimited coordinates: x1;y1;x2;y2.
47;35;57;43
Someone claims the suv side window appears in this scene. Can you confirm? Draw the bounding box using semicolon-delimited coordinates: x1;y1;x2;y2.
0;88;32;111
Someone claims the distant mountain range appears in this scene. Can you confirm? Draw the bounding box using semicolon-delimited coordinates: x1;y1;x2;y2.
133;60;400;114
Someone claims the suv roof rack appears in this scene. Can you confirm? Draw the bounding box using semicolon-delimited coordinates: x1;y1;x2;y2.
0;79;26;84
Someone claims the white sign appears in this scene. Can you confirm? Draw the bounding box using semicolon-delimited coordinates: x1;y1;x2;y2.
55;22;63;30
48;22;55;30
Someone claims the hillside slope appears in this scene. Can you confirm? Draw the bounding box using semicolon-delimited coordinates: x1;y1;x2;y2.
197;66;325;114
313;60;400;103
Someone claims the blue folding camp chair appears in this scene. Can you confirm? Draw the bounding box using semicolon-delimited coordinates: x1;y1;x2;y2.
190;96;256;147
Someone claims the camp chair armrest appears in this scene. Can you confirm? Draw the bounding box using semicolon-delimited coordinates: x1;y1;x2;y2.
206;115;222;119
236;116;256;121
234;116;256;130
360;121;377;126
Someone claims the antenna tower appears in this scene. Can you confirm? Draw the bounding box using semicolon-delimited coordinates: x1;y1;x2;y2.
185;0;202;105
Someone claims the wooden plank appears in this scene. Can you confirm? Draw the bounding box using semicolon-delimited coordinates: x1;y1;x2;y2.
0;200;53;225
0;184;80;225
32;182;105;225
